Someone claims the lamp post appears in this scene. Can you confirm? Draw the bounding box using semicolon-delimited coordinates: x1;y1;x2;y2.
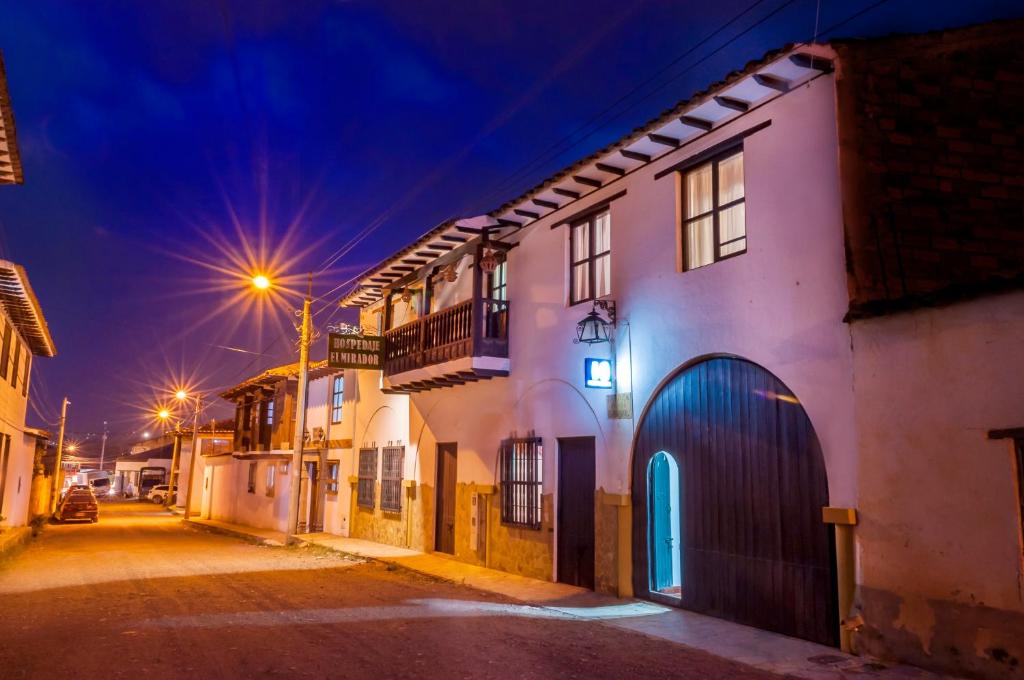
180;391;204;519
158;408;182;508
48;397;70;514
285;274;313;545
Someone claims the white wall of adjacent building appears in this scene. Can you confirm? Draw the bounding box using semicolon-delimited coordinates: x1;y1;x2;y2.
0;312;39;528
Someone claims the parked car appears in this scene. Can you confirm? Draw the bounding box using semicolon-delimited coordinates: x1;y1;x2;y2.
55;488;99;523
147;484;177;504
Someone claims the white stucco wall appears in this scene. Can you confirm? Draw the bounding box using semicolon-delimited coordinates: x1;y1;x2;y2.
0;317;37;527
852;291;1024;622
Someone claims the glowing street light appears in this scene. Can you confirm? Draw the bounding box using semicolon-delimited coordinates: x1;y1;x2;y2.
251;274;271;290
158;408;171;420
175;389;188;401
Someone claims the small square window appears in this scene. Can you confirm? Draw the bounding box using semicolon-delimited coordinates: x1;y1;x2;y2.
326;461;340;494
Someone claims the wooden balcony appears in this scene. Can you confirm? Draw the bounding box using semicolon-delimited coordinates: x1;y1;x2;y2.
382;297;509;391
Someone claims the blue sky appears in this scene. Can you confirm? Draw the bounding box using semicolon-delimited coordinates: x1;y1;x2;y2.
0;0;1020;446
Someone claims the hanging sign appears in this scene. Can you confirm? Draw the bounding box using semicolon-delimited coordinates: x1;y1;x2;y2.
328;333;384;370
584;357;614;389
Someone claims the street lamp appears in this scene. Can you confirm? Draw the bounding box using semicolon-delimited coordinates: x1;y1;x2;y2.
251;273;271;290
174;388;206;518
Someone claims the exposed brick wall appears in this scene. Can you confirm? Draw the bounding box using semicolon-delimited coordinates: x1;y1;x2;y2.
834;20;1024;319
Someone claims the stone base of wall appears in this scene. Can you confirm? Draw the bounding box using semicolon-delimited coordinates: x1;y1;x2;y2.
855;586;1024;679
594;488;620;595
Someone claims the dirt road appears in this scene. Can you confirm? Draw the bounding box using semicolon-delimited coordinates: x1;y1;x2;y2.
0;501;778;679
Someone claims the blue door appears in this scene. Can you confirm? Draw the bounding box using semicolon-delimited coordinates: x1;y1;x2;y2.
649;453;674;592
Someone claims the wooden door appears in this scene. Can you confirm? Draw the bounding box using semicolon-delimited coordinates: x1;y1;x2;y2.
435;443;457;554
304;461;321;533
632;356;838;647
557;437;595;589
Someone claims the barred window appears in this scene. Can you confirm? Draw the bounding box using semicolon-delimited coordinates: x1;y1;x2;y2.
381;446;404;513
331;376;344;424
247;462;256;493
326;461;340;494
357;447;377;509
499;437;543;529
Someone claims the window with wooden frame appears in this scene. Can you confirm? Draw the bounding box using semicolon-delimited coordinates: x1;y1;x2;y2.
499;437;543;529
326;461;340;494
265;463;276;497
247;462;256;493
569;210;611;305
682;148;745;270
331;375;344;424
21;354;29;397
10;339;20;389
487;259;507;301
0;321;9;380
380;445;404;513
265;398;274;426
357;447;377;509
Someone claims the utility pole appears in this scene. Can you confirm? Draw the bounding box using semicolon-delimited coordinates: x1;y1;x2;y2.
99;421;108;471
285;274;313;544
182;394;204;519
48;397;69;514
166;422;182;508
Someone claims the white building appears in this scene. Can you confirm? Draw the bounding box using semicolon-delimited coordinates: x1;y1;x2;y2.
0;260;57;527
204;22;1024;678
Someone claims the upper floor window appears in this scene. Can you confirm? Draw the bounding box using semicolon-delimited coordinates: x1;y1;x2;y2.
0;321;10;381
570;210;611;305
331;376;344;424
488;260;507;301
10;339;21;389
682;148;745;270
265;398;274;426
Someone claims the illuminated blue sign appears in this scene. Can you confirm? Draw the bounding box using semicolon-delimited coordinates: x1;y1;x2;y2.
584;358;614;389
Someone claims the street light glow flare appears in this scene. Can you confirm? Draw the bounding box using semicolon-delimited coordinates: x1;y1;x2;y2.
175;390;188;401
251;274;271;290
158;409;171;420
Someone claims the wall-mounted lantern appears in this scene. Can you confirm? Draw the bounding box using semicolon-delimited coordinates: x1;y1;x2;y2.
479;249;498;274
574;299;616;345
400;288;412;303
444;263;458;283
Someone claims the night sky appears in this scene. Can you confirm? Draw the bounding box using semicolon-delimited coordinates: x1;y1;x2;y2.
0;0;1019;452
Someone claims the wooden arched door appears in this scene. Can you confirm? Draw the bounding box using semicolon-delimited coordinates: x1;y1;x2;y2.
632;356;838;647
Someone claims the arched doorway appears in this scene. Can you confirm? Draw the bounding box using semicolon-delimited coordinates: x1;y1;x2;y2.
632;356;838;647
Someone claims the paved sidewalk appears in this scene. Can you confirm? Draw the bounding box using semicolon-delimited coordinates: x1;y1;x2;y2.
189;521;948;679
187;517;288;546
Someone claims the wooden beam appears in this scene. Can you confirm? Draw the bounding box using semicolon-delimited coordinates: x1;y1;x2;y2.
620;149;651;163
441;234;468;243
553;187;580;199
402;258;428;265
679;115;713;131
648;133;680;148
456;225;484;234
752;73;790;92
789;53;833;72
572;175;602;188
426;243;454;251
513;208;540;220
532;198;559;210
595;162;625;176
496;218;523;228
415;251;440;258
713;95;748;112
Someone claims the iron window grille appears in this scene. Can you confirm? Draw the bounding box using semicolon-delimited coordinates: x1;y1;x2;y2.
357;447;377;509
381;445;405;513
326;461;340;494
569;210;611;305
331;375;344;424
247;462;256;493
499;437;543;529
681;147;746;270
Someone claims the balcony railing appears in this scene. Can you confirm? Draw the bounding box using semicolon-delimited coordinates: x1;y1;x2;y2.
383;297;509;377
